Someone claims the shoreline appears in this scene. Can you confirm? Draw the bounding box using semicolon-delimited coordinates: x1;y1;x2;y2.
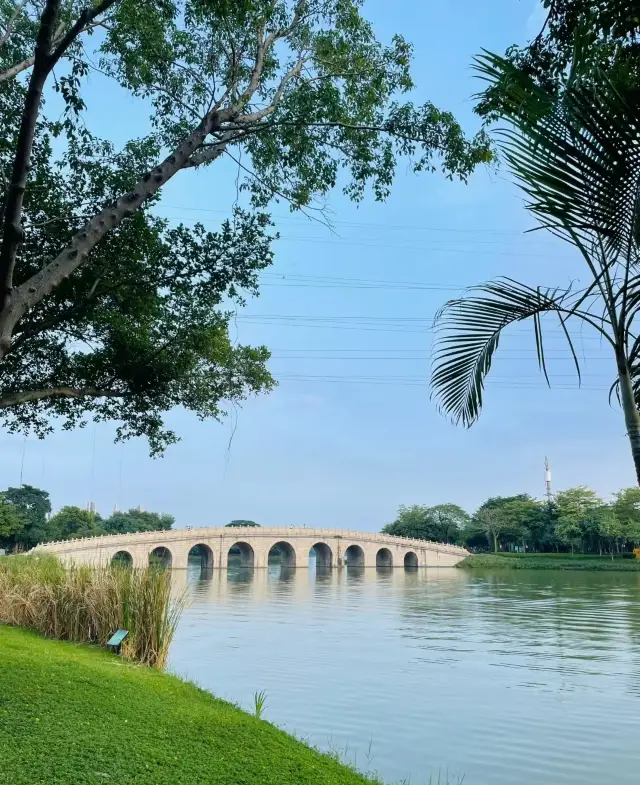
457;553;640;571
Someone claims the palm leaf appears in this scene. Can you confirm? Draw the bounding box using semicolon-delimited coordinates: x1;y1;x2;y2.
431;278;579;426
474;52;640;259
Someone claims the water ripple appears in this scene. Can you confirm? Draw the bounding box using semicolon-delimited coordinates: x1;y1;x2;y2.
169;567;640;785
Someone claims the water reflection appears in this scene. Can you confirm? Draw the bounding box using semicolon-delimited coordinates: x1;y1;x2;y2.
170;567;640;785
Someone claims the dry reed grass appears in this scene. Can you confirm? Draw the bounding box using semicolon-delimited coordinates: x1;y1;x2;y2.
0;555;185;668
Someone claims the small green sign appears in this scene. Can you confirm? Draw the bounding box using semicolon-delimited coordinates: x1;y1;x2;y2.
106;630;129;648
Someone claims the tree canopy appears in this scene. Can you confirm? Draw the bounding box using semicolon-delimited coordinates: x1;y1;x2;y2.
0;0;491;453
476;0;640;118
226;520;259;527
382;503;468;544
382;485;640;556
3;484;51;548
0;482;173;550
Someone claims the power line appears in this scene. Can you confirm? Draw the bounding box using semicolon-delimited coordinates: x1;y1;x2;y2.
260;272;462;290
269;355;610;363
162;221;558;259
274;374;609;390
158;204;549;238
267;347;608;355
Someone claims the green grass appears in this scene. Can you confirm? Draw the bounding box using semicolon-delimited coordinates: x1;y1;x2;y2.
0;626;378;785
458;552;640;570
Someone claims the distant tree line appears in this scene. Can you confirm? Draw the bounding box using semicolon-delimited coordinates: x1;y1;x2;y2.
383;488;640;556
0;485;174;553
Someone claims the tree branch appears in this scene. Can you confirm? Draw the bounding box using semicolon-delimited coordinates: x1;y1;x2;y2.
0;0;121;307
0;4;118;84
0;386;127;409
0;0;61;309
235;52;306;124
238;1;305;108
0;109;223;357
49;0;119;62
0;0;28;51
8;276;101;355
0;0;299;357
0;53;37;83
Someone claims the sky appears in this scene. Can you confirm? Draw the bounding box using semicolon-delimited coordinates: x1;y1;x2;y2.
1;0;635;529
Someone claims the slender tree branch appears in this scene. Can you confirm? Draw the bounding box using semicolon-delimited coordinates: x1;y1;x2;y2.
50;0;119;62
235;52;306;124
0;386;128;409
221;148;333;230
0;0;28;50
0;7;116;84
0;53;36;83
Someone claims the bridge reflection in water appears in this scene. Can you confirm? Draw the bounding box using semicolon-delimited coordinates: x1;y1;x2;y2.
169;554;467;606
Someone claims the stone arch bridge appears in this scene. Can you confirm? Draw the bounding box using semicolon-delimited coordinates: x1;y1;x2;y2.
32;527;468;570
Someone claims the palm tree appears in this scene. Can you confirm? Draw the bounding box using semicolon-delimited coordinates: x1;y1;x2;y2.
431;53;640;482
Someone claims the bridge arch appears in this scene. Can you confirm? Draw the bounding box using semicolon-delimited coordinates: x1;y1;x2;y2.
149;546;172;569
404;551;419;568
309;542;333;568
344;544;365;567
267;541;296;568
227;541;254;568
188;543;214;573
376;547;393;568
111;550;132;568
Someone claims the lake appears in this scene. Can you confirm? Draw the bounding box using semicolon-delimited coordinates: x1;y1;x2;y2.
169;564;640;785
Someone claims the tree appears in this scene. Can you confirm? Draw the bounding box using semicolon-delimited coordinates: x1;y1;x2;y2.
476;0;640;118
3;483;51;548
382;504;468;543
0;493;25;549
0;0;491;453
474;495;544;552
103;509;174;534
473;507;509;553
48;505;104;540
431;51;640;483
554;486;603;553
614;487;640;547
597;506;623;557
427;504;470;544
226;520;259;527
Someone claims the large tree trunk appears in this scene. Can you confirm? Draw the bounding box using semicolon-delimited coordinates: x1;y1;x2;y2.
618;368;640;486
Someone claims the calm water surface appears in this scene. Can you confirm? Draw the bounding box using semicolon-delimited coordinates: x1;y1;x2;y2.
169;565;640;785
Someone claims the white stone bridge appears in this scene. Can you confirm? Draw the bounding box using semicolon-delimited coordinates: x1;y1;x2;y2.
31;527;469;569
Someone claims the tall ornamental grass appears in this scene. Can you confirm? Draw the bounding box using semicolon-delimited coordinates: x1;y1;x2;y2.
0;556;185;669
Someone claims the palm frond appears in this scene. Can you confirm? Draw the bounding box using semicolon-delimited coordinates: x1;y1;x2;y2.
431;278;579;426
475;52;640;260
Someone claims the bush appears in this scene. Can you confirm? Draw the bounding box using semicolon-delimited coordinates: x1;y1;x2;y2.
0;556;185;668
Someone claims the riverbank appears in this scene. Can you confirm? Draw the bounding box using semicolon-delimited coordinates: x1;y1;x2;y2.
0;626;379;785
458;552;640;570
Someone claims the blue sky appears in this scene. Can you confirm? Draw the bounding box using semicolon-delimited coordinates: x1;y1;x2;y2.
1;0;634;527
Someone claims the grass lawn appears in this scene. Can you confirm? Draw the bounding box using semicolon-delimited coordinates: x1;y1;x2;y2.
458;552;640;570
0;626;376;785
